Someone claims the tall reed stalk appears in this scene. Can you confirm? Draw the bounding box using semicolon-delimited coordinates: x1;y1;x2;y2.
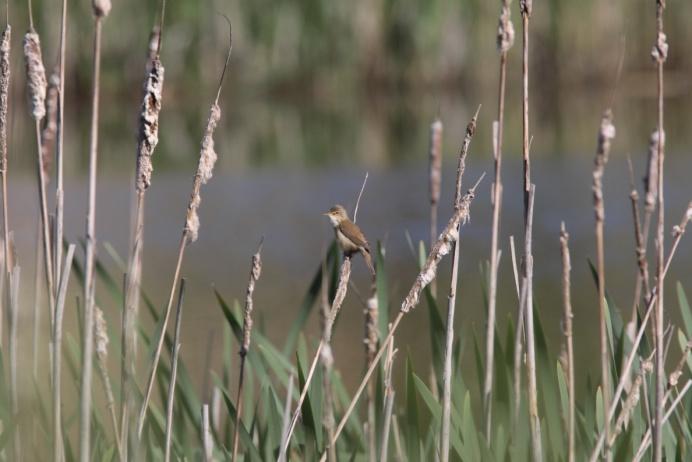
232;241;263;461
121;3;166;453
428;117;442;297
320;256;337;462
164;279;185;462
54;0;67;287
592;109;615;453
137;27;231;437
441;108;478;462
484;0;514;440
0;12;9;347
80;3;111;459
651;1;667;459
559;223;575;462
518;0;542;459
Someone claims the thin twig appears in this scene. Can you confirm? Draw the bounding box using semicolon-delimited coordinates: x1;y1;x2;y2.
441;108;479;462
353;171;368;224
55;0;67;291
0;22;9;347
277;374;295;462
9;264;20;461
380;327;397;462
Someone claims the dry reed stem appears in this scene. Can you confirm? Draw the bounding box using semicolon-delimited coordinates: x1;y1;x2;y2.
441;109;478;462
55;0;67;287
593;109;616;451
80;16;106;460
94;306;122;459
485;1;513;440
277;374;294;462
652;1;667;458
429;117;443;296
202;404;213;461
320;175;483;461
138;32;231;438
588;202;691;461
53;244;75;462
0;24;9;346
232;241;263;461
9;264;20;460
627;157;649;323
319;256;337;462
364;279;378;462
510;234;525;428
164;279;185;462
559;223;575;462
607;357;653;449
379;328;396;462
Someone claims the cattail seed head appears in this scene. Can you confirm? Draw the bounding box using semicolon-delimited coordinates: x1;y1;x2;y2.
651;32;668;63
41;70;59;180
497;2;515;53
92;0;112;18
429;118;443;206
0;26;10;172
94;306;109;362
520;0;532;17
136;58;165;193
23;32;47;121
644;130;663;212
241;245;263;356
185;104;221;242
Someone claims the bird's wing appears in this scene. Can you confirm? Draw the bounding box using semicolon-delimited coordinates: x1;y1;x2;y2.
339;220;370;250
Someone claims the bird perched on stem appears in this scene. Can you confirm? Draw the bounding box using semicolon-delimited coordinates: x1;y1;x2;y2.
324;205;375;276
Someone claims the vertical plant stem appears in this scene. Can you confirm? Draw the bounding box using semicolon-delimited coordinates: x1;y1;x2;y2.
364;277;378;462
429;117;443;297
202;404;213;461
164;279;185;462
80;12;107;459
593;109;615;454
379;330;396;462
627;157;649;320
277;374;294;462
320;256;337;462
55;0;67;286
441;109;478;462
0;23;9;347
53;244;75;462
559;223;575;462
651;1;667;459
9;265;20;461
485;0;514;440
232;242;263;461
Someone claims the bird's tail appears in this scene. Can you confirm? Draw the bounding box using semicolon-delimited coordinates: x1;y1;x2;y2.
360;247;376;277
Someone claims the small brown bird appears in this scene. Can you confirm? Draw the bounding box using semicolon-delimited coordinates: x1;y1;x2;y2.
324;205;375;275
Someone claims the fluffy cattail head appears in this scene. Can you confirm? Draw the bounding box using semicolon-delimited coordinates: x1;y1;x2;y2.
185;104;221;242
429;118;443;206
94;306;109;362
520;0;532;17
0;26;10;171
23;32;47;120
241;244;263;355
92;0;112;18
41;70;60;180
497;2;515;53
136;58;165;193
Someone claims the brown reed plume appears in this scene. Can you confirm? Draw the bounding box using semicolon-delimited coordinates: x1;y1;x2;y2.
592;109;616;451
232;240;263;461
121;1;167;452
137;23;232;438
559;223;575;462
318;145;485;462
441;107;478;462
79;3;111;459
484;0;514;440
651;1;668;458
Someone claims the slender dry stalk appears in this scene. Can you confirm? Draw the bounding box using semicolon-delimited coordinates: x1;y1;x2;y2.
277;374;294;462
137;31;231;438
32;222;42;380
319;256;337;462
608;357;653;449
121;27;165;455
484;0;514;440
164;279;185;462
627;157;650;321
429;117;443;296
633;379;691;462
593;109;616;451
364;282;378;462
94;306;122;459
510;233;525;427
379;328;396;462
559;223;575;462
232;241;263;461
588;203;691;461
53;244;76;462
0;23;9;346
80;4;110;458
441;109;478;462
651;1;667;459
54;0;67;287
319;174;484;461
9;264;20;461
202;405;213;461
